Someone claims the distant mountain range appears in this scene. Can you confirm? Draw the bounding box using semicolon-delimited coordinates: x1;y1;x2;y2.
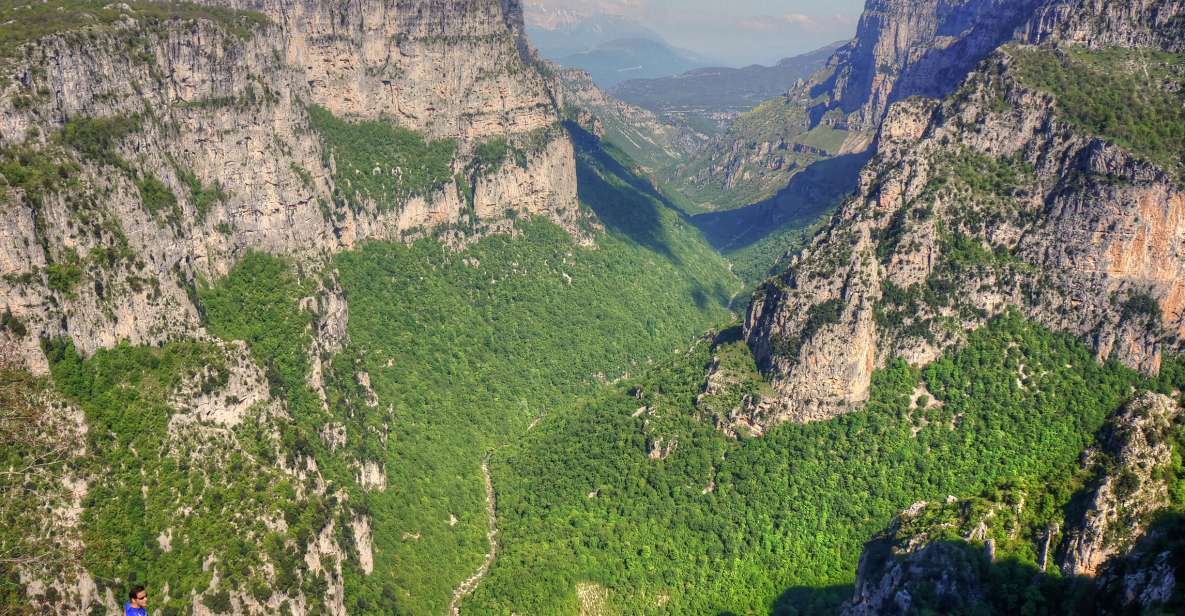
612;42;845;123
525;10;714;87
552;37;713;87
524;9;663;57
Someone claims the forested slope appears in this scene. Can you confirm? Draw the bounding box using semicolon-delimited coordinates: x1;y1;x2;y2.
473;312;1185;614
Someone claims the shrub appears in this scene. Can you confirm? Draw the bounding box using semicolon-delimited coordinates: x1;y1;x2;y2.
58;115;140;168
136;174;178;220
307;105;456;211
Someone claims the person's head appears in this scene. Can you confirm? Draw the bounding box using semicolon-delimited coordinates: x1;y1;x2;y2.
128;586;146;609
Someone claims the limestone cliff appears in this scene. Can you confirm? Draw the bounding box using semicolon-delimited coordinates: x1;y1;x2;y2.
0;1;582;613
812;0;1043;135
743;2;1185;428
795;0;1185;148
1061;392;1181;576
0;0;581;376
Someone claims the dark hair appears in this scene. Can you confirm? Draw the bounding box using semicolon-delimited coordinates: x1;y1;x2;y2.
129;586;145;600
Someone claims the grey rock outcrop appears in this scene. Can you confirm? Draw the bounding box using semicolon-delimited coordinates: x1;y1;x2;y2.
842;535;992;616
1024;0;1185;51
744;5;1185;428
1091;514;1185;614
1061;392;1181;576
841;392;1185;615
811;0;1043;134
809;0;1185;134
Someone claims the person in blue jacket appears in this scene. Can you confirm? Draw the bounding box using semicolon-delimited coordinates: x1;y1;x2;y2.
124;586;147;616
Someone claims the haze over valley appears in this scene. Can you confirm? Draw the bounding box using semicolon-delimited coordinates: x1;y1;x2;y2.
2;1;1185;615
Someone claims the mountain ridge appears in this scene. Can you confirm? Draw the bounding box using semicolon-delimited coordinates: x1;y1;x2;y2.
743;0;1185;429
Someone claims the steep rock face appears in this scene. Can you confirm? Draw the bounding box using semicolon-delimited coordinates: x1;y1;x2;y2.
811;0;1185;137
840;392;1185;615
0;0;581;374
1025;0;1185;51
745;42;1185;427
1091;514;1185;614
842;534;992;616
199;0;556;138
812;0;1042;134
1062;392;1181;576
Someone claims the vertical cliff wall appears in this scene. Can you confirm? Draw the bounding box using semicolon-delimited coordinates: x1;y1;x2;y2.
0;0;582;374
742;0;1185;429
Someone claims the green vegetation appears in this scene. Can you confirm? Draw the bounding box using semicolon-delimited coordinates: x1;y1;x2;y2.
201;254;314;406
696;326;774;429
1012;46;1185;177
307;105;456;212
950;149;1033;198
42;339;311;616
471;137;509;175
0;0;267;62
328;131;738;611
187;128;739;614
796;124;850;154
1122;290;1163;324
331;218;735;613
46;262;82;296
58;115;140;169
174;165;228;223
725;213;831;290
690;151;868;290
0;308;27;337
0;146;79;199
136;174;180;222
871;379;1185;615
0;370;87;608
471;311;1177;614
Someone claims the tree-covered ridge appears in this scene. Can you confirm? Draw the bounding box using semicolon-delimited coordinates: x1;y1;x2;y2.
0;0;267;63
472;311;1185;614
1011;45;1185;179
667;93;849;213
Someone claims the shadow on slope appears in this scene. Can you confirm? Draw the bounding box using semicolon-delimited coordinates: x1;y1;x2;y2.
690;150;870;254
785;511;1185;615
567;120;685;262
768;584;853;616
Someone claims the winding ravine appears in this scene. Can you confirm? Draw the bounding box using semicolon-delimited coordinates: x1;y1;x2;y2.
447;460;497;615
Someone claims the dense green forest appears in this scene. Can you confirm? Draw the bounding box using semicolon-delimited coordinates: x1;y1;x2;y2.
9;14;1185;613
471;311;1185;614
307;105;458;211
200;127;738;613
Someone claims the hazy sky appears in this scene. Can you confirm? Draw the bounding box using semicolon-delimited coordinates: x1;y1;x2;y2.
525;0;866;66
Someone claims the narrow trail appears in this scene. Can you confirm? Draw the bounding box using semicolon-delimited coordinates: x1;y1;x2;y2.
447;460;497;616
